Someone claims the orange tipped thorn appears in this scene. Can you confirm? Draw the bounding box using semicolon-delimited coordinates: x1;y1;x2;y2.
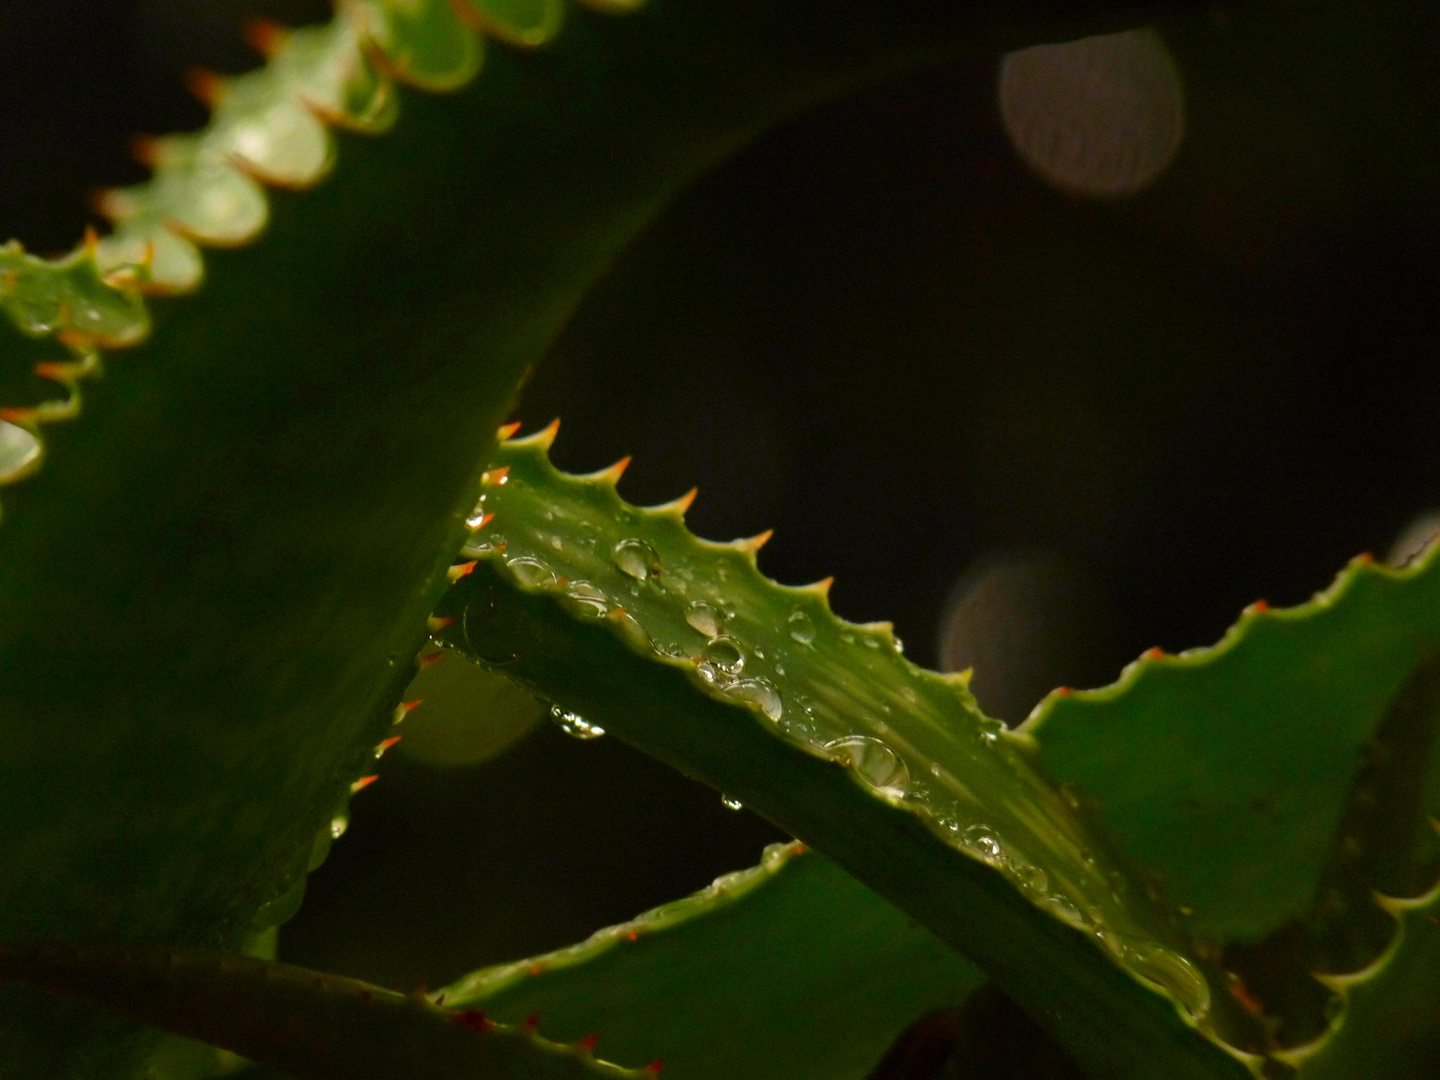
0;407;36;425
454;1009;493;1033
82;226;99;255
1246;600;1270;615
129;135;162;169
349;774;379;794
655;487;698;516
467;511;495;531
807;576;834;599
496;421;522;442
1355;551;1375;565
480;466;510;487
376;735;402;756
792;842;807;854
644;1062;664;1075
625;931;638;941
528;964;543;976
243;18;289;57
577;1034;600;1053
1055;687;1074;697
521;1012;540;1032
737;528;773;554
1143;647;1164;660
426;615;455;633
590;456;631;485
447;560;478;582
394;700;422;722
416;651;445;672
33;361;71;381
183;67;225;107
535;418;561;448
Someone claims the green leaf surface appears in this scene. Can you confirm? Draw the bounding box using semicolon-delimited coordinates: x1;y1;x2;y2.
0;944;660;1080
434;430;1259;1080
1273;882;1440;1079
439;841;986;1080
0;0;1162;1073
1023;548;1440;945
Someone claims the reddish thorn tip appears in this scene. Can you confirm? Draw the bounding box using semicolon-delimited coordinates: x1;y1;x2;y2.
1356;551;1375;564
378;735;402;753
497;421;522;441
481;466;510;487
183;67;224;106
625;931;638;941
447;560;478;582
528;964;543;976
541;418;561;440
455;1009;493;1033
1055;687;1073;697
243;18;287;56
426;615;455;632
577;1034;600;1052
469;512;496;531
645;1061;664;1074
349;774;379;794
1143;647;1164;660
416;651;445;671
1248;600;1270;614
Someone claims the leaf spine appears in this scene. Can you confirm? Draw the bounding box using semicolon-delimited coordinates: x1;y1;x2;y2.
349;774;379;794
496;421;522;442
587;456;631;485
448;560;478;581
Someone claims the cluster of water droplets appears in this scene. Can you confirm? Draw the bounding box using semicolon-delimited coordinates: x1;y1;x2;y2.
550;704;605;740
467;465;1213;1024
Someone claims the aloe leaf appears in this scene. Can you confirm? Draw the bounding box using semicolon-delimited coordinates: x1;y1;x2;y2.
0;944;662;1080
1264;881;1440;1080
438;841;985;1080
1;0;1202;1073
1021;550;1440;947
430;430;1259;1080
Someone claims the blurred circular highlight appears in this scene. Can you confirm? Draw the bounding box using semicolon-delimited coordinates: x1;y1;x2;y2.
998;27;1184;199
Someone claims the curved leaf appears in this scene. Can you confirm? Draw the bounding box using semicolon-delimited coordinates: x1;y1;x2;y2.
439;841;986;1080
432;429;1259;1080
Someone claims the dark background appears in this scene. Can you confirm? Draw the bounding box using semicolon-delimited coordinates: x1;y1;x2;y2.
3;0;1439;992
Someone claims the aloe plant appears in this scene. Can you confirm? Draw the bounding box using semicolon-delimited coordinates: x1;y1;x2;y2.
0;0;1437;1077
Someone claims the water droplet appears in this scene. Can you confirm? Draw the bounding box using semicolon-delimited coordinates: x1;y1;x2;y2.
465;497;488;528
610;609;652;650
1012;861;1049;894
721;794;743;811
723;677;784;722
613;538;661;580
893;636;905;655
775;663;786;676
960;824;1006;866
704;636;745;676
329;815;349;839
563;581;609;617
823;736;909;796
787;610;816;645
0;420;40;482
551;705;605;740
549;536;563;551
686;601;723;638
1039;893;1088;928
461;532;506;558
507;556;556;588
1121;943;1210;1022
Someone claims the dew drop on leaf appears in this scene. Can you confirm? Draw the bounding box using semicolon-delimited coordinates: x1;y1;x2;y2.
685;601;723;638
720;794;743;811
722;677;784;722
507;556;556;588
787;609;816;645
703;636;745;675
823;735;909;796
960;824;1006;865
550;705;605;740
613;537;661;580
